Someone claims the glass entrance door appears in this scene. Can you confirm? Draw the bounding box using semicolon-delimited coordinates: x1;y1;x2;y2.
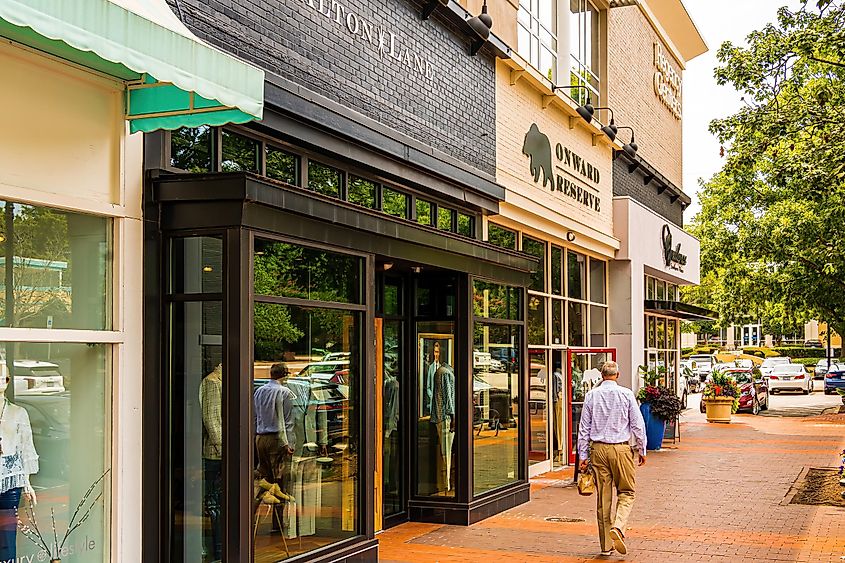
566;348;616;465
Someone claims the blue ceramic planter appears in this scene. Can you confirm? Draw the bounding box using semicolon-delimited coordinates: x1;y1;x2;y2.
639;402;666;451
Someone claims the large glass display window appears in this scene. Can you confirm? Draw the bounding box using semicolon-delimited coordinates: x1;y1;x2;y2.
472;281;523;497
252;238;364;561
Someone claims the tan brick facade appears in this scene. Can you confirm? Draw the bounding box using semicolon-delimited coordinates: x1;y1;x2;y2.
495;59;618;257
607;5;684;188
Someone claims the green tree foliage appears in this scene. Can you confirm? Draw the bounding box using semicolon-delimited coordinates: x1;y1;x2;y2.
689;1;845;344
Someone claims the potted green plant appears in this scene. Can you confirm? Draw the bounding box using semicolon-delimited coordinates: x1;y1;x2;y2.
636;366;683;450
702;371;740;423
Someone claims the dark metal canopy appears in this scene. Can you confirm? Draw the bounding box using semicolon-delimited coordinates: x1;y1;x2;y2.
644;300;717;321
153;171;539;286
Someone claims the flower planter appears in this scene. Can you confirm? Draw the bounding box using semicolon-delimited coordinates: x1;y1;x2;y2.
639;402;666;450
703;396;734;423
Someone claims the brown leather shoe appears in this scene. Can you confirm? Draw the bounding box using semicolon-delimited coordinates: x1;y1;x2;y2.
610;528;627;555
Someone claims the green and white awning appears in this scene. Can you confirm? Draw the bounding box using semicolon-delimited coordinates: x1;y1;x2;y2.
0;0;264;132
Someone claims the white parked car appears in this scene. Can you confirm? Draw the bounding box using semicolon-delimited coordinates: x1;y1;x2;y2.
760;357;791;377
766;364;812;394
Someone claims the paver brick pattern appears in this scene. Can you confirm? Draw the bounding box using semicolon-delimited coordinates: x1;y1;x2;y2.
379;407;845;563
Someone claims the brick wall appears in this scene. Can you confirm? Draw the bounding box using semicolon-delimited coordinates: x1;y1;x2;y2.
167;0;497;175
607;5;683;188
496;60;615;242
612;158;683;227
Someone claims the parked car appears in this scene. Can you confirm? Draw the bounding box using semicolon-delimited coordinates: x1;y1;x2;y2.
321;352;351;362
8;360;65;396
814;358;835;379
760;357;791;377
733;369;769;414
823;363;845;395
766;364;812;394
688;354;717;385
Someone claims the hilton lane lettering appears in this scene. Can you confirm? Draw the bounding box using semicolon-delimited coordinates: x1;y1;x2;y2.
654;43;682;120
305;0;435;80
661;224;687;271
522;123;601;212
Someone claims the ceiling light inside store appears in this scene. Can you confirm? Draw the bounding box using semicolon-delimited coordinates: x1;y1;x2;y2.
202;266;213;272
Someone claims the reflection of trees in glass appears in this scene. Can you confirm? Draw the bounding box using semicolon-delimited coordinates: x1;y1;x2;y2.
0;204;106;329
170;126;213;172
221;130;259;173
382;188;407;218
348;176;376;208
527;296;545;345
254;241;360;303
308;161;341;198
488;224;516;250
266;146;298;184
254;303;302;359
567;251;585;299
437;207;453;231
522;237;545;292
458;214;473;237
473;281;519;320
416;200;432;226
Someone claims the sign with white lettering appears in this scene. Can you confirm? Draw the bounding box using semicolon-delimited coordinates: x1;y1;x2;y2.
305;0;436;80
662;224;687;271
653;43;681;120
522;123;601;212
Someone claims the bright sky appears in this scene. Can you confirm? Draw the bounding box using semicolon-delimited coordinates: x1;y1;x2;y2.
682;1;798;220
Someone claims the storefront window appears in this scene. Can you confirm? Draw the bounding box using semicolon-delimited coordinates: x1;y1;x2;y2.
252;303;360;559
348;176;377;208
221;130;260;173
551;246;563;296
0;341;110;563
551;299;563;345
488;224;517;250
589;305;606;346
169;236;222;295
171;126;214;172
528;350;548;466
646;276;655;300
569;0;601;106
518;0;557;80
415;321;456;498
589;258;606;304
656;279;666;301
266;146;299;185
568;301;586;346
527;296;545;346
473;281;520;320
382;188;408;218
473;323;521;495
522;237;546;293
567;251;586;300
0;201;110;330
168;299;223;563
308;161;342;198
416;200;433;226
253;239;362;304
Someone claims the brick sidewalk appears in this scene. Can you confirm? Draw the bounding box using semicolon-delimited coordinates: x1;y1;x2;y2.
379;411;845;562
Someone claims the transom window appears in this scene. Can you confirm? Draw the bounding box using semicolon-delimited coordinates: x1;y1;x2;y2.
569;0;601;107
169;127;477;239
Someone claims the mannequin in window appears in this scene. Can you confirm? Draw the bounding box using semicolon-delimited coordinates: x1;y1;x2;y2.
552;362;563;462
424;342;443;418
199;363;223;561
0;376;38;562
383;365;400;495
430;359;455;493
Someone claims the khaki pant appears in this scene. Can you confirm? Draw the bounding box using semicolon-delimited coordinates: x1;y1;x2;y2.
590;442;636;552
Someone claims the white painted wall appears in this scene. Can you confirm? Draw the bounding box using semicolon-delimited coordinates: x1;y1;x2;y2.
610;197;701;392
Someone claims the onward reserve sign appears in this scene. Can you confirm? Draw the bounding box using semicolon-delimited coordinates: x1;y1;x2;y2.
522;123;601;212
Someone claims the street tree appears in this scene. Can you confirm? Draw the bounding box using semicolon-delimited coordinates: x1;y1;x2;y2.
687;0;845;345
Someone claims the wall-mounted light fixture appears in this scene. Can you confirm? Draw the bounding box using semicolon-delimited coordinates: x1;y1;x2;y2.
421;0;448;20
466;0;493;55
616;126;638;158
551;84;595;122
591;107;618;141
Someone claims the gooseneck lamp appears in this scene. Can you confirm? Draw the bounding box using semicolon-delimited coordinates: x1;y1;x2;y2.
616;126;638;158
550;84;595;122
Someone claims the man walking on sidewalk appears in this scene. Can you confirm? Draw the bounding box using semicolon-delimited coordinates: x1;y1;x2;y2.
577;361;646;557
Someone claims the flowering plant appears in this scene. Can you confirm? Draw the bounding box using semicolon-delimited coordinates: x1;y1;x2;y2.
703;371;741;413
637;385;683;421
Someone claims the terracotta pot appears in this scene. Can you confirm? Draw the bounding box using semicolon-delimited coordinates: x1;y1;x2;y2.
703;396;733;423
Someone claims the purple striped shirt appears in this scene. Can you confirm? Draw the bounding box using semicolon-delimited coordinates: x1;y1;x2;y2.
577;380;646;461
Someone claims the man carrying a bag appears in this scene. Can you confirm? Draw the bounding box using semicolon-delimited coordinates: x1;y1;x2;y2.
577;361;646;557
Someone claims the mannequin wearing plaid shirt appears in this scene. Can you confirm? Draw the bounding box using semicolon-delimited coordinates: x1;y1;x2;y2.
200;364;223;561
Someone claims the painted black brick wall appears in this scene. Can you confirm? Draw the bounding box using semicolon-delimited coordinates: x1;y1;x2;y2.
612;158;684;227
167;0;496;175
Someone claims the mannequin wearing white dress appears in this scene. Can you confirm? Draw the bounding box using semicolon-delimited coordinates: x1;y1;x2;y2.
0;376;39;562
